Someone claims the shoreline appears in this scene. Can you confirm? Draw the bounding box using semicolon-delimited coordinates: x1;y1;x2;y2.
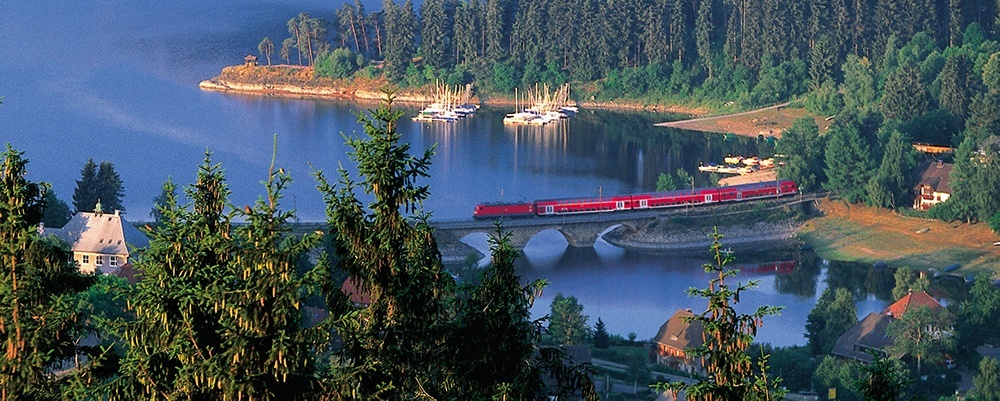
601;218;803;255
198;64;709;115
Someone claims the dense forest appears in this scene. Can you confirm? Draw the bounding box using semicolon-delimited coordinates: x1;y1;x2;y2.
258;0;1000;231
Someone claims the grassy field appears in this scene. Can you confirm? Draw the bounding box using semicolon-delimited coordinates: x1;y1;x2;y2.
798;198;1000;276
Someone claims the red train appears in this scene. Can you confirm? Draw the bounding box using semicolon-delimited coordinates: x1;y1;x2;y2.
473;180;798;219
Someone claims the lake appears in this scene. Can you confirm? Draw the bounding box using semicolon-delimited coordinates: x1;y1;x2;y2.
0;0;920;347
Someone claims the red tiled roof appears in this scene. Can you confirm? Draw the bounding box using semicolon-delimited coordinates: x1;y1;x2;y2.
341;277;371;307
882;290;944;318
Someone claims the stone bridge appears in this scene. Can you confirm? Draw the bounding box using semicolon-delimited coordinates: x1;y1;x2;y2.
429;194;819;259
431;212;659;251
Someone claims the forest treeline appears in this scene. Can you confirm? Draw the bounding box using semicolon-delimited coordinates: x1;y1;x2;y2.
265;0;999;106
259;0;1000;232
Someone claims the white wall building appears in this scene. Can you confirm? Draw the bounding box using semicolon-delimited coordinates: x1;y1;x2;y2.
44;208;149;275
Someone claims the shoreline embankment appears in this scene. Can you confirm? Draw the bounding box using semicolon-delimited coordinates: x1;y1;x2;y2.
199;64;708;115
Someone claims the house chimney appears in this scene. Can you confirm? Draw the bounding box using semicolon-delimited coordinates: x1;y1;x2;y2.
937;160;943;168
115;210;120;216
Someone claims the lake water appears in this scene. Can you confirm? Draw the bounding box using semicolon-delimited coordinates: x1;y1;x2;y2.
0;1;917;346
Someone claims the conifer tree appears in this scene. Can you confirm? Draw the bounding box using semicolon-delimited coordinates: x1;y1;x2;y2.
316;91;454;399
867;128;918;209
654;228;784;400
824;121;876;203
0;145;95;400
96;161;125;214
114;153;234;399
452;227;549;400
592;318;611;349
216;151;329;399
72;158;99;213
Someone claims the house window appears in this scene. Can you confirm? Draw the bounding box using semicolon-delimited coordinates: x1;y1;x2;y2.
110;256;118;267
82;255;90;264
96;255;104;266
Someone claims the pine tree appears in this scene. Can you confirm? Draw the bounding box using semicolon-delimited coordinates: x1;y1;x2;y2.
592;318;611;349
114;153;233;399
316;91;454;399
216;152;328;399
72;158;99;213
938;53;979;124
695;0;714;78
654;228;784;400
880;62;932;122
96;161;125;214
41;189;72;228
868;129;918;209
824;121;876;203
452;226;549;400
965;90;1000;144
420;0;450;69
382;0;416;81
948;136;979;223
0;145;95;400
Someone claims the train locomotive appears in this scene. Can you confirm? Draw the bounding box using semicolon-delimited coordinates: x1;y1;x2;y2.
473;180;798;219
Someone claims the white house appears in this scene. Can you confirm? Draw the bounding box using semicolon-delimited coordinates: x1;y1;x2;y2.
44;207;149;275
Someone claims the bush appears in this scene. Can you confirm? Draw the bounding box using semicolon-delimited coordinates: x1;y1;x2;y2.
314;48;358;79
491;61;518;93
989;211;1000;234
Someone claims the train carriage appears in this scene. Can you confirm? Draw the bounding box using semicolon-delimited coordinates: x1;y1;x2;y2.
472;180;798;219
535;194;635;216
473;202;535;219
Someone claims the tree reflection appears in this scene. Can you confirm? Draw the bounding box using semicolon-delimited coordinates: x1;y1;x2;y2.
775;251;821;298
825;260;895;301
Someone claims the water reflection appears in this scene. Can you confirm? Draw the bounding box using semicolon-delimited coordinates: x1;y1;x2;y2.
520;247;909;347
522;229;569;269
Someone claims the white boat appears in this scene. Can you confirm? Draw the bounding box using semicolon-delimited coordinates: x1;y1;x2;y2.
742;157;761;166
759;158;775;168
724;155;743;165
698;163;719;172
503;112;544;125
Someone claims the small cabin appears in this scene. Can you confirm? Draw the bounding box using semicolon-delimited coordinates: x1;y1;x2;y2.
244;54;258;67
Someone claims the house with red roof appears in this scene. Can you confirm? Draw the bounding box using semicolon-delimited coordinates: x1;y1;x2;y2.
341;277;371;308
831;290;951;363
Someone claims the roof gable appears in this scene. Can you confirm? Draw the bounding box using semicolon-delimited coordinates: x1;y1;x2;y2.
831;312;894;363
912;161;953;194
653;309;705;350
47;211;149;256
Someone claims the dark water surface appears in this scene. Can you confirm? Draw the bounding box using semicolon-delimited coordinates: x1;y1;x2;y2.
0;1;939;346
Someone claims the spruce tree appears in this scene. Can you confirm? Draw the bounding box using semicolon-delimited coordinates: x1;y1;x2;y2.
592;318;611;349
823;121;876;203
0;145;95;400
72;158;98;213
654;228;784;401
452;227;549;400
316;92;454;399
114;153;233;399
96;161;125;214
217;153;329;399
41;189;72;228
